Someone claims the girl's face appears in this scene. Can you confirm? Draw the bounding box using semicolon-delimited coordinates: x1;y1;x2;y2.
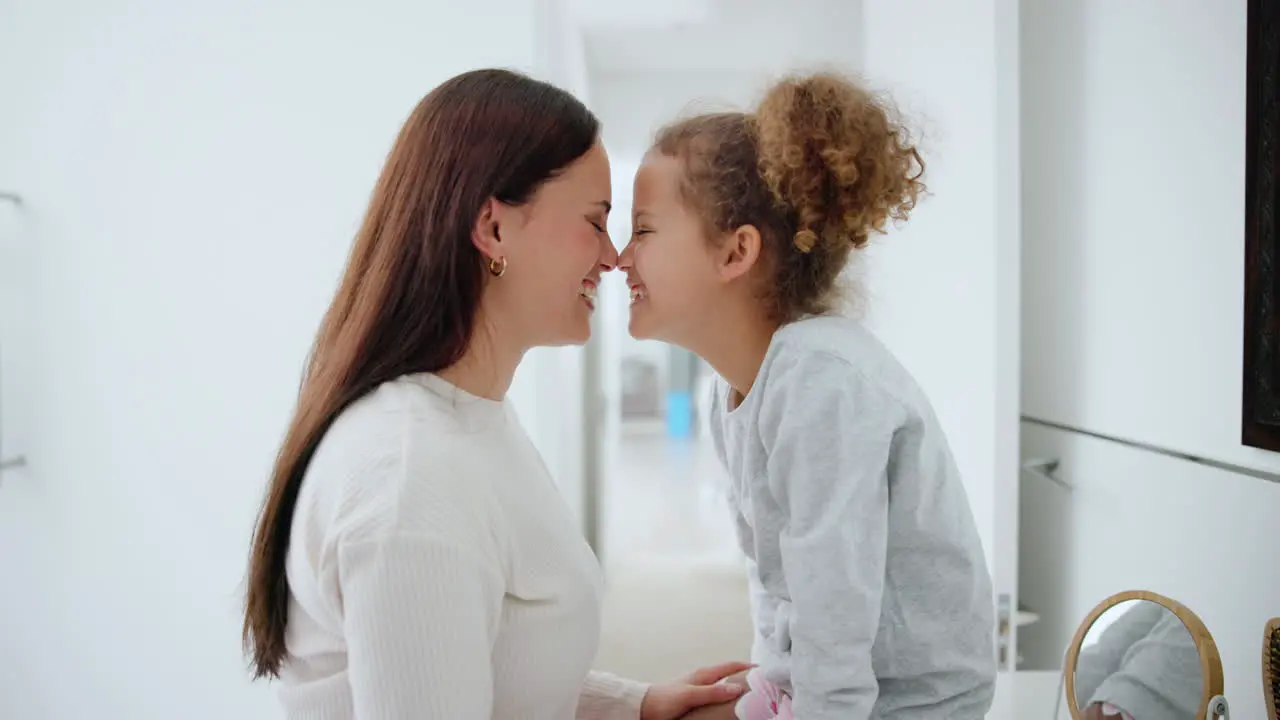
618;153;727;347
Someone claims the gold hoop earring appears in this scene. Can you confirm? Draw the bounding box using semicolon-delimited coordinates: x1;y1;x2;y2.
488;256;507;278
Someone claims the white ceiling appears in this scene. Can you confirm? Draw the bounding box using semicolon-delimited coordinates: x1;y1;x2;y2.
566;0;717;30
579;0;862;74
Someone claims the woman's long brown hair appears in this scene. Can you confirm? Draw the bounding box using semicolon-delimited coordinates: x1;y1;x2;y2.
242;68;600;680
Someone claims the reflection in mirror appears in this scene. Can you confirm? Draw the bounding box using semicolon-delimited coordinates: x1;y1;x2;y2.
1073;599;1202;720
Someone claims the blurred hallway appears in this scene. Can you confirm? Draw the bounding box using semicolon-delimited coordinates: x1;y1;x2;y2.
593;432;754;682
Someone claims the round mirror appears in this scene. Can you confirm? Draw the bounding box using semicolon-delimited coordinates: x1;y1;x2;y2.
1065;590;1226;720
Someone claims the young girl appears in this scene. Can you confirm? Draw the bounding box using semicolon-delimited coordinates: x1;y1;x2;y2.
618;73;997;719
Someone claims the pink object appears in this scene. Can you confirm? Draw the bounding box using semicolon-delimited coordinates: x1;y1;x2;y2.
1099;703;1135;720
733;668;793;720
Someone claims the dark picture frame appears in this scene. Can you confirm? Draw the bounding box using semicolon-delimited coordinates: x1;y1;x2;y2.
1243;0;1280;451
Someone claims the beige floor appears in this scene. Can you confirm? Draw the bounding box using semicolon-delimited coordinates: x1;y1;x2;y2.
593;431;754;683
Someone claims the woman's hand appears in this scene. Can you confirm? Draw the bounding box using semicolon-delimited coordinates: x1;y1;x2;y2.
638;662;753;720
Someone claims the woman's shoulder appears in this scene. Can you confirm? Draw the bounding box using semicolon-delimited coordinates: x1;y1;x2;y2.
301;376;512;548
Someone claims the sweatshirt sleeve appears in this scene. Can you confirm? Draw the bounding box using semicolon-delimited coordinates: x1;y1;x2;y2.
576;670;650;720
1073;600;1166;704
339;533;505;719
1089;608;1204;718
758;352;901;720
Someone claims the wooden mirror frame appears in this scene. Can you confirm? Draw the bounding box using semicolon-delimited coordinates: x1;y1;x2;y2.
1264;617;1279;720
1064;590;1225;720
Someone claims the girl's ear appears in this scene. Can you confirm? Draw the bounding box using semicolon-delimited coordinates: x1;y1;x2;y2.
716;224;763;282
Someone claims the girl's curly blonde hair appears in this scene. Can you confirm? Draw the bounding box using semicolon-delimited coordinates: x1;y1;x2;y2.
653;71;925;323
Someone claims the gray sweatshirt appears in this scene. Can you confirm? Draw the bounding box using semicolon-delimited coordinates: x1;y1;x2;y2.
708;315;997;720
1072;601;1202;719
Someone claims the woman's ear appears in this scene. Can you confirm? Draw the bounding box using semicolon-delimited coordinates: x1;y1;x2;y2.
717;224;763;282
471;198;503;261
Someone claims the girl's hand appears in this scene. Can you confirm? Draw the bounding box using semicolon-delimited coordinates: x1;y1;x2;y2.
638;661;754;720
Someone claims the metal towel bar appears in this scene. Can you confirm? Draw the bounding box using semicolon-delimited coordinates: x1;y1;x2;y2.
1021;457;1072;491
0;191;27;478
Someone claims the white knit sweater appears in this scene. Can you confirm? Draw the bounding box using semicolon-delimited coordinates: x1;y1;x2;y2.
275;372;649;719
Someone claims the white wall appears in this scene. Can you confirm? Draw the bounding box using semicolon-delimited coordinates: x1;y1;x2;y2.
859;0;1022;632
1020;1;1280;715
1021;0;1280;474
1019;423;1278;719
0;2;545;718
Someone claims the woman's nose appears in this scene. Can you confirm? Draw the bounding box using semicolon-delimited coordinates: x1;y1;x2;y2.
616;239;633;270
598;232;619;270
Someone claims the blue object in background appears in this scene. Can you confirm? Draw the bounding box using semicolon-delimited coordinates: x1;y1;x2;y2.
665;390;693;439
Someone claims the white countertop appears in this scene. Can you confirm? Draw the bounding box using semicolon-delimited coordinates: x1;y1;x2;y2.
988;670;1067;720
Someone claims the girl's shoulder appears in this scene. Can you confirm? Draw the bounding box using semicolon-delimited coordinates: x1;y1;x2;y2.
762;315;927;413
767;315;896;380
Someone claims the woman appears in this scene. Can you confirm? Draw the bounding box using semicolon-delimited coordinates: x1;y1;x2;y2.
242;68;749;720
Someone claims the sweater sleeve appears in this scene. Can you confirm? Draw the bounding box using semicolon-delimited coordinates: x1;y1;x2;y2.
339;533;505;719
576;670;650;720
758;353;899;720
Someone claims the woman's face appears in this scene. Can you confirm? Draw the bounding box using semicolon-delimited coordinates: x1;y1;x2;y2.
619;153;724;347
482;141;617;348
